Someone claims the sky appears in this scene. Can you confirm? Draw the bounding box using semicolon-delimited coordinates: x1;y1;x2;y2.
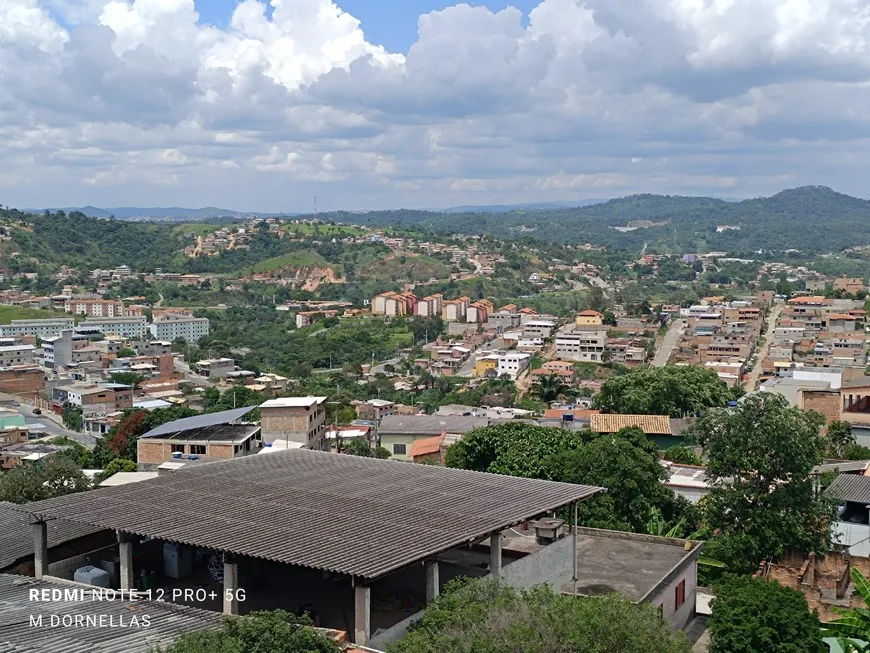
2;0;870;213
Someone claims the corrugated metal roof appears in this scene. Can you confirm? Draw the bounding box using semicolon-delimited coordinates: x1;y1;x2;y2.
16;450;603;581
141;406;256;439
378;415;489;436
0;573;220;653
828;474;870;504
590;414;672;435
0;503;101;571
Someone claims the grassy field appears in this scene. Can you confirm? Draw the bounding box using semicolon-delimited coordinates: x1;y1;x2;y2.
245;250;332;274
171;223;224;237
283;223;365;237
358;253;451;282
0;306;81;323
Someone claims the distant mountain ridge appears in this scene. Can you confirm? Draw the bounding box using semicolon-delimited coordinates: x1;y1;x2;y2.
27;206;294;221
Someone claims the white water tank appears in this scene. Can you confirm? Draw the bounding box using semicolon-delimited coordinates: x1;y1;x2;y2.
74;565;110;588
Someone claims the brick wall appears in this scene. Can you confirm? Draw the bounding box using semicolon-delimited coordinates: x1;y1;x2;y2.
207;444;234;459
0;367;44;395
801;390;842;423
137;440;168;465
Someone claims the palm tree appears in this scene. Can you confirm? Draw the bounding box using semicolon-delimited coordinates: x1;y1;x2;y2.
822;567;870;650
531;373;569;406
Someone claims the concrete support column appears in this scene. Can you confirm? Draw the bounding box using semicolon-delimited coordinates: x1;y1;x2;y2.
33;521;47;579
354;584;371;646
118;532;134;591
490;532;503;579
223;553;239;616
425;560;440;603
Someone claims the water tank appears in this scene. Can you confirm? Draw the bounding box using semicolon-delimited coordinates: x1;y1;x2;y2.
74;565;110;588
171;451;182;459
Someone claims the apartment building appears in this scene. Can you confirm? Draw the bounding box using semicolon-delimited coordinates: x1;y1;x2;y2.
555;327;607;362
195;358;235;378
0;345;35;367
259;396;328;449
80;316;149;339
575;310;604;326
64;299;141;318
833;276;866;295
442;298;468;322
150;314;210;342
0;318;75;339
496;352;531;380
53;383;134;416
416;294;443;318
371;291;417;317
522;320;556;339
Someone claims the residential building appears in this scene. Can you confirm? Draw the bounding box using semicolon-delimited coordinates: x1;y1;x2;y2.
589;413;684;449
522;320;556;339
0;366;45;396
371;291;417;317
416;294;443;318
555;327;607;362
497;352;531;380
150;314;210;342
472;353;501;377
833;276;866;295
354;398;395;422
378;414;489;460
195;358;235;378
575;310;604;326
259;396;328;449
137;407;262;470
0;318;75;339
80;316;148;339
64;299;139;317
295;310;338;329
0;345;34;367
53;383;133;416
441;298;467;322
41;330;75;369
605;339;648;366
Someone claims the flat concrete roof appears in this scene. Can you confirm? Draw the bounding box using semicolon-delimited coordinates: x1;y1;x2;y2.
561;528;702;601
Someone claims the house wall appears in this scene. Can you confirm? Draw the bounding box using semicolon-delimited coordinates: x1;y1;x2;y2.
0;367;45;395
645;558;697;630
260;405;325;447
379;434;419;461
501;535;575;590
801;390;842;423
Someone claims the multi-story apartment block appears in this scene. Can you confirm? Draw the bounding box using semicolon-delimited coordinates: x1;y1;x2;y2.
80;316;149;339
259;396;328;449
149;314;210;342
555;327;607;362
416;294;443;318
64;299;142;318
0;318;75;339
496;352;531;380
0;345;35;367
833;276;866;295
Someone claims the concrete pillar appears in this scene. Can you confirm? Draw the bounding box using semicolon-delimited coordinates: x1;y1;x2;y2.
490;532;502;578
33;521;47;579
118;532;134;591
425;560;440;603
223;553;239;615
354;584;371;646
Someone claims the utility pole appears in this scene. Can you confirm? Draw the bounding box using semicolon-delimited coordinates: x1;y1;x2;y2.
314;196;317;221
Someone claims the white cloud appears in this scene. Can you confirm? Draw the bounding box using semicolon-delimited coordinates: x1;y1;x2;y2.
2;0;870;210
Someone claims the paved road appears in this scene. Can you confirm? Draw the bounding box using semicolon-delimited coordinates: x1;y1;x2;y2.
652;319;685;367
744;302;785;392
16;403;96;448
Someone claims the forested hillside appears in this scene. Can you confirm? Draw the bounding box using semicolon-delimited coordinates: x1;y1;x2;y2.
332;186;870;255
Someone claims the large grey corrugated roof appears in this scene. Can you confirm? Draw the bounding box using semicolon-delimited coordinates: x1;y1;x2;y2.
827;474;870;504
378;414;489;435
0;573;220;653
17;450;603;580
141;406;256;439
0;502;101;571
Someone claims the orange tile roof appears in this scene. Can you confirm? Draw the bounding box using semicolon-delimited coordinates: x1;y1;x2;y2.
590;414;672;435
788;296;830;305
410;434;444;458
577;310;603;317
828;313;857;320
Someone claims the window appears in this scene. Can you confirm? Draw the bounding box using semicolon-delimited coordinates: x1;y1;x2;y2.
171;444;184;453
674;579;686;611
190;445;206;455
393;443;407;455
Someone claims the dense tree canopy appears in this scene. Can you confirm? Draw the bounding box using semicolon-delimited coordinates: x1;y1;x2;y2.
592;365;732;417
686;393;833;572
0;457;91;504
709;576;822;653
445;422;697;534
389;580;691;653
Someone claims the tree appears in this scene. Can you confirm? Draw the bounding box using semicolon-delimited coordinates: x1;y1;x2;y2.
97;458;137;483
341;439;375;457
0;457;91;504
388;579;690;653
51;437;95;469
826;420;856;458
686;393;834;572
708;576;822;653
531;373;569;406
109;371;145;388
822;566;870;649
592;365;732;417
153;610;339;653
117;346;137;358
61;402;83;432
663;446;703;466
